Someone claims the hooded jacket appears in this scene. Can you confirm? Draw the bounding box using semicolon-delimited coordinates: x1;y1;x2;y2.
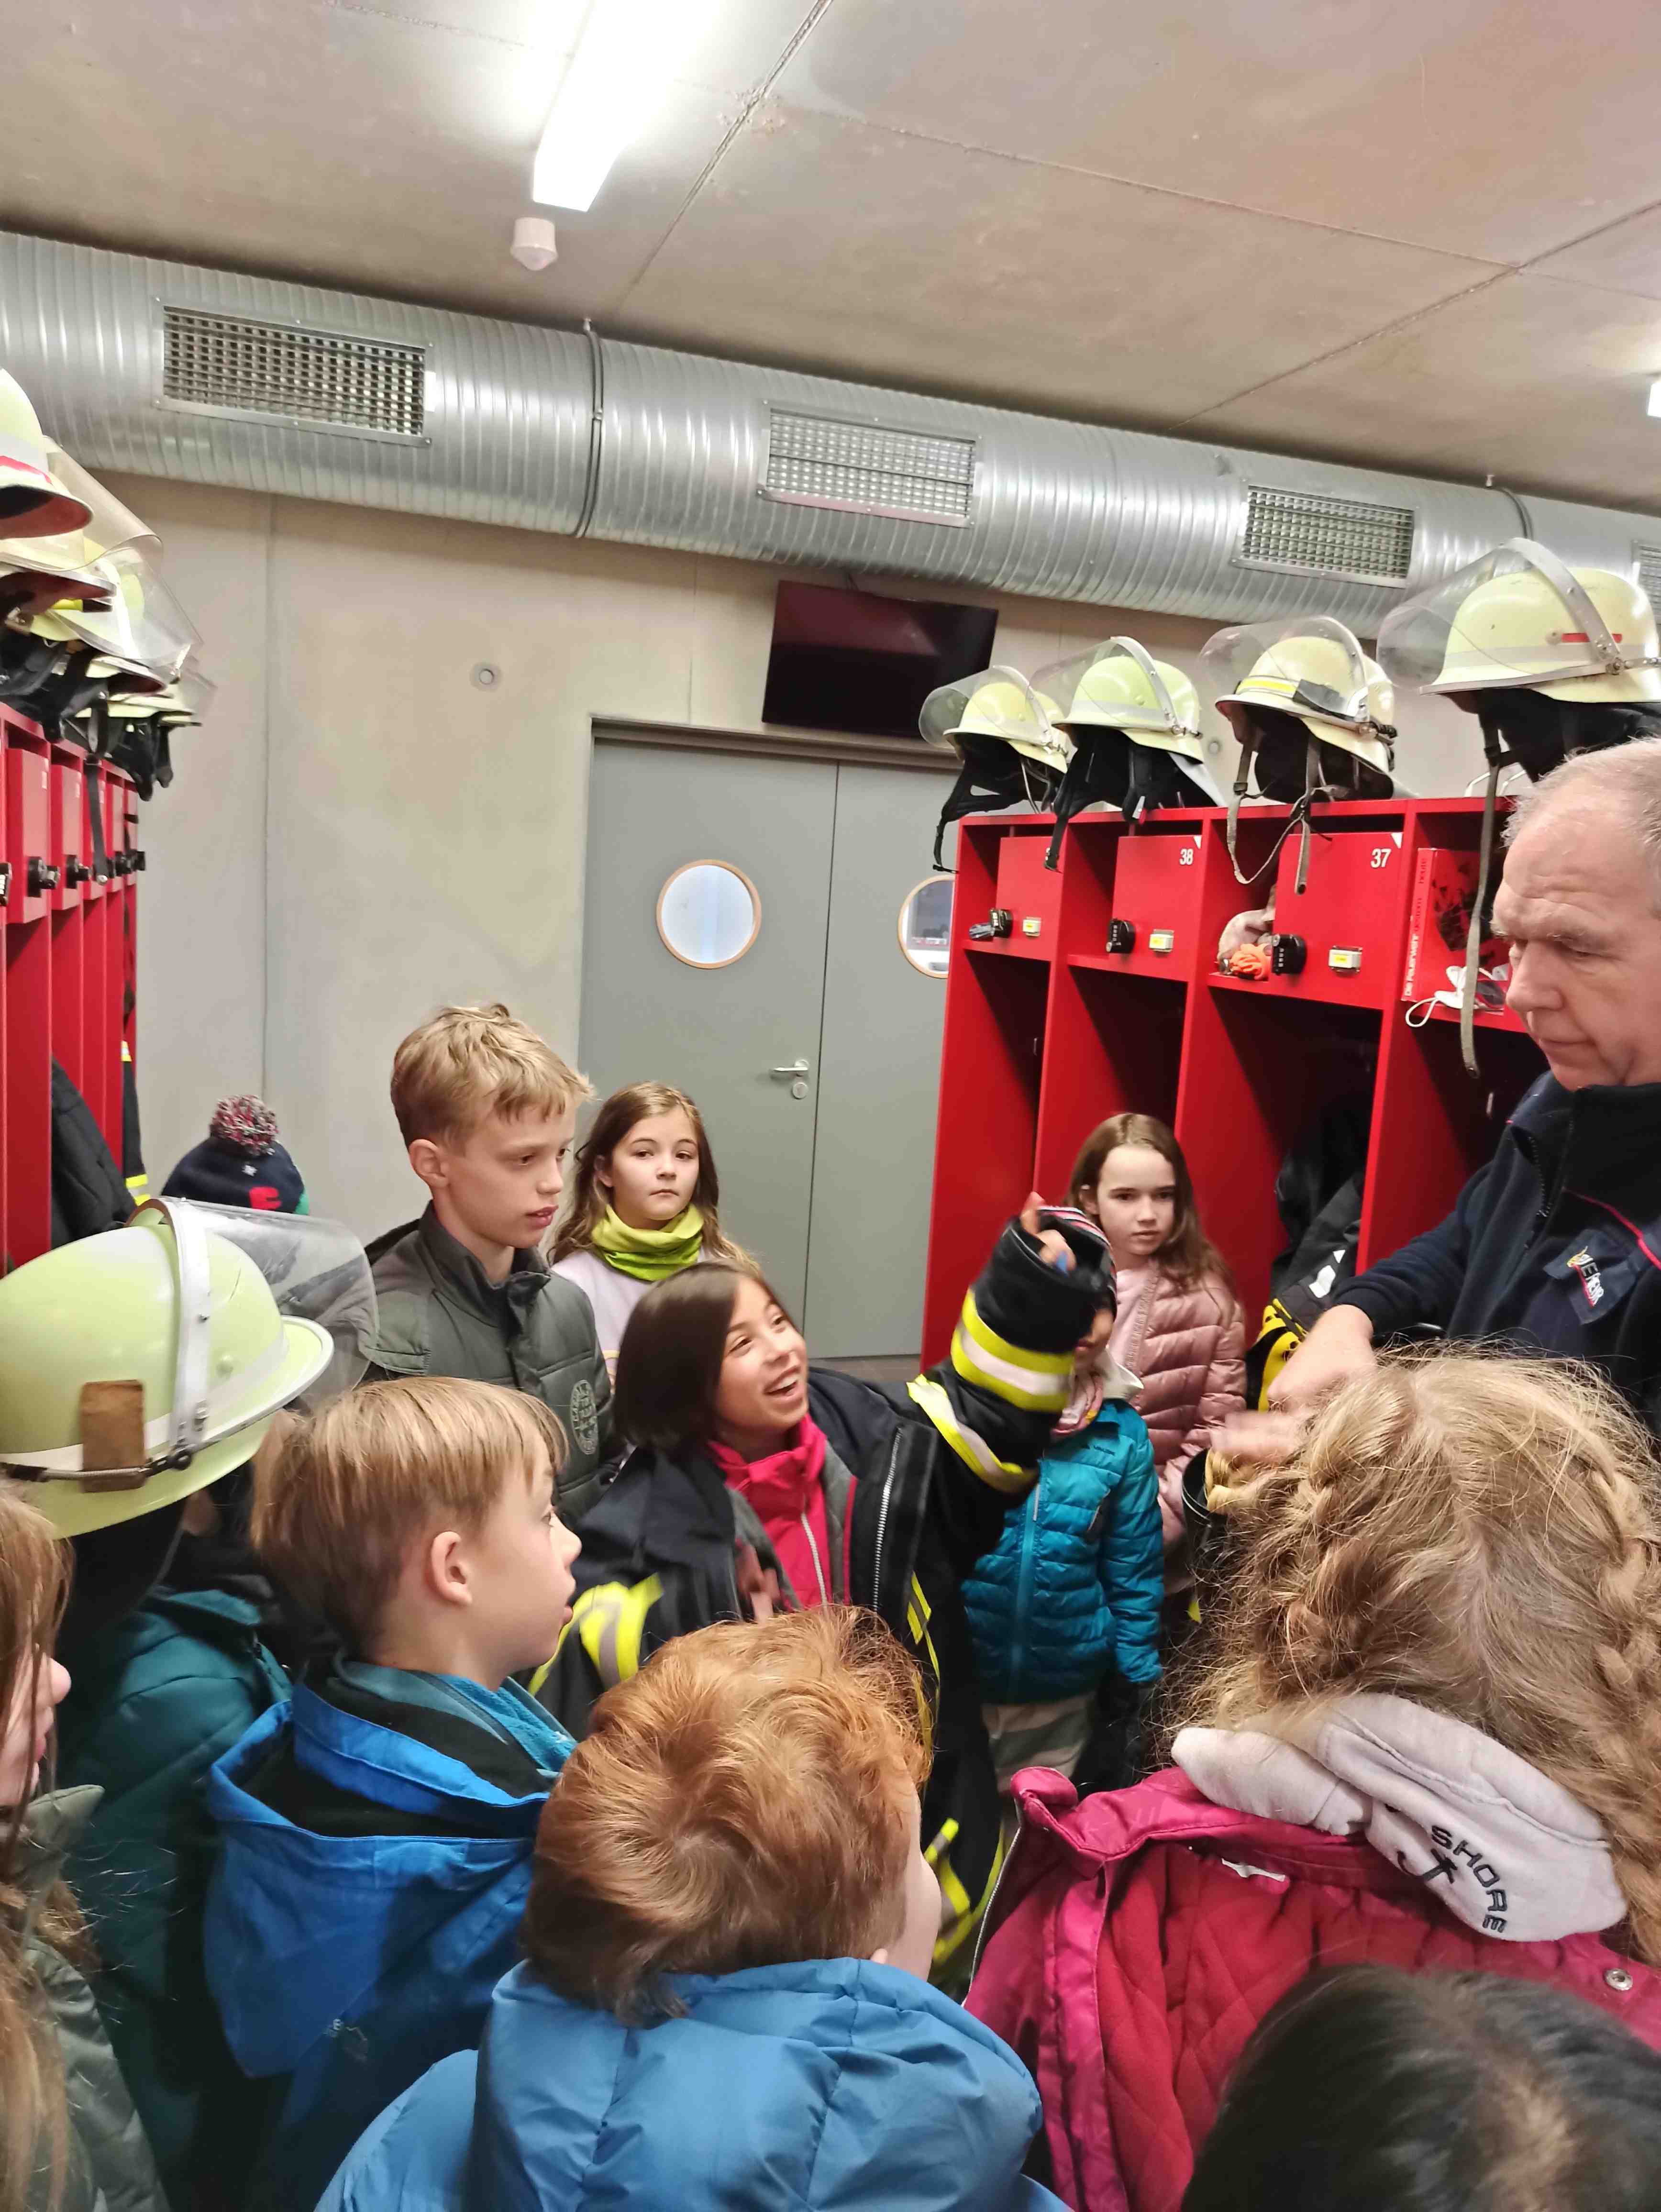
14;1789;167;2212
962;1403;1162;1704
365;1207;612;1521
317;1958;1065;2212
1341;1073;1661;1428
535;1213;1112;1980
966;1695;1661;2212
203;1667;572;2212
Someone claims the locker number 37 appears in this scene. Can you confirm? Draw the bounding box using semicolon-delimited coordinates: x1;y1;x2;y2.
1371;846;1394;868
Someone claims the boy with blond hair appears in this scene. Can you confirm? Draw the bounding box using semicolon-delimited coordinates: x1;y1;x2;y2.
366;1002;613;1519
204;1377;582;2212
319;1608;1063;2212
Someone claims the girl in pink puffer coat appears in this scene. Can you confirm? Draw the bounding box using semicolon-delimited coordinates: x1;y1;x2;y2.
1068;1113;1243;1551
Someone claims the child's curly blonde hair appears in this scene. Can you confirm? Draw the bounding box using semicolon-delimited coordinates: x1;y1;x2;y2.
1182;1349;1661;1963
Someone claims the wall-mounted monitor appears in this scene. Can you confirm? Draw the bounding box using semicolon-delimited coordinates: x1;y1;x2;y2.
761;582;998;740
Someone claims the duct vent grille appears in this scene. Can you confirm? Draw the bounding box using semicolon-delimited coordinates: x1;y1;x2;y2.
1635;543;1661;608
160;307;427;439
1238;484;1415;586
762;411;975;526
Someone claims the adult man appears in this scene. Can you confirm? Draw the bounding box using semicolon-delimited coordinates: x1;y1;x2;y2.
1269;739;1661;1425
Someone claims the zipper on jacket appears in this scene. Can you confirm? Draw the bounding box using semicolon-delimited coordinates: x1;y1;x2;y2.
871;1435;901;1602
799;1513;830;1604
969;1803;1023;1986
1006;1488;1041;1697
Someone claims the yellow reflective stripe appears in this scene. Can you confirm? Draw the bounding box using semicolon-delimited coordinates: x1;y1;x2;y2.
562;1575;664;1690
951;1328;1069;1413
959;1292;1073;1377
960;1291;1072;1379
907;1375;1030;1495
124;1172;149;1200
928;1818;1005;1971
907;1575;940;1680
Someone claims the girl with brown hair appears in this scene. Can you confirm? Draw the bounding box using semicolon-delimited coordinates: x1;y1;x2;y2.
535;1199;1115;1984
551;1081;749;1370
968;1350;1661;2212
1069;1112;1243;1550
0;1484;165;2212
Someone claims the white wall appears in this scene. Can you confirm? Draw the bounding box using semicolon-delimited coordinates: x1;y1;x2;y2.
110;474;1486;1232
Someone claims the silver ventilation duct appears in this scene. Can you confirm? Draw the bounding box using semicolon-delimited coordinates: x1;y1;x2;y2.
3;229;1656;630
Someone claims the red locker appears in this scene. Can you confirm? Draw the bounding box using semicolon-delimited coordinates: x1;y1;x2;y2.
5;742;55;924
49;749;86;1099
1267;819;1410;1009
993;833;1063;951
1099;822;1208;976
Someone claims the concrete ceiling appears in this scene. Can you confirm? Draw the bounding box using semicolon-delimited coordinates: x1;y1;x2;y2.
12;0;1661;510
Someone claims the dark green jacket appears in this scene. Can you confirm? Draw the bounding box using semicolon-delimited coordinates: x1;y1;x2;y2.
19;1788;168;2212
55;1592;289;2212
365;1206;613;1521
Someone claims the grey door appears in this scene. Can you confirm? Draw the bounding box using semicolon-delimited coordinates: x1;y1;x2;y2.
804;763;950;1357
581;737;950;1353
580;741;835;1314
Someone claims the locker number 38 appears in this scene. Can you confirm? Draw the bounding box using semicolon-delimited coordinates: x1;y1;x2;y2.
1371;846;1393;868
1178;845;1196;865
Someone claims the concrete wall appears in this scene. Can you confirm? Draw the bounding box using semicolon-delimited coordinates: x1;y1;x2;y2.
110;473;1485;1234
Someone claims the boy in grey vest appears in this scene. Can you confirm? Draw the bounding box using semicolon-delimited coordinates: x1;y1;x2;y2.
366;1002;612;1519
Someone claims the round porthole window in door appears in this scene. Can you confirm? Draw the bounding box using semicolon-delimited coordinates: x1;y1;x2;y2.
656;860;762;969
898;874;952;977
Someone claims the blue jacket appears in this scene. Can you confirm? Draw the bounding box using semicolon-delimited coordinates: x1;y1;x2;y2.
318;1957;1065;2212
963;1403;1163;1703
204;1668;572;2212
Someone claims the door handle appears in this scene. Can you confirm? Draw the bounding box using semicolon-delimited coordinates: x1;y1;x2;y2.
769;1060;810;1078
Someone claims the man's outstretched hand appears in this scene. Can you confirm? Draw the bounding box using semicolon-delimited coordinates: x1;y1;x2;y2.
1019;1191;1075;1272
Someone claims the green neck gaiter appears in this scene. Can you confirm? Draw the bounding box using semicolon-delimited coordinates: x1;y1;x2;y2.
589;1203;704;1282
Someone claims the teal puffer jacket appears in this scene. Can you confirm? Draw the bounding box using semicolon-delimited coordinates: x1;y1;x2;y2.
963;1405;1162;1704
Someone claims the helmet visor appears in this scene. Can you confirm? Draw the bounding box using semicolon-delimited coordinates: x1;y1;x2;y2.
57;547;199;683
171;1203;375;1410
919;664;1058;756
1377;538;1653;694
1203;615;1383;734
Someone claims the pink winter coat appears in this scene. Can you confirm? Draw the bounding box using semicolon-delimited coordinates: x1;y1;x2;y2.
1111;1267;1243;1545
968;1759;1661;2212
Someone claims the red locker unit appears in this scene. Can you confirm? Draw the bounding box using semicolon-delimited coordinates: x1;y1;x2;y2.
4;731;55;1266
923;796;1543;1363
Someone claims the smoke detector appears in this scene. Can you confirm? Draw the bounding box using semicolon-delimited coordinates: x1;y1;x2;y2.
510;216;558;273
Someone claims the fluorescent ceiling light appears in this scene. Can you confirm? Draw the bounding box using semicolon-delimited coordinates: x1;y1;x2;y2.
1650;377;1661;419
533;0;709;213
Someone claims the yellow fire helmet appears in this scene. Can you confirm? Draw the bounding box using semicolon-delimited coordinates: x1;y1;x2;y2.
920;665;1073;776
1206;617;1396;777
0;372;93;539
1202;615;1397;891
31;546;199;691
0;1200;371;1539
1378;537;1661;705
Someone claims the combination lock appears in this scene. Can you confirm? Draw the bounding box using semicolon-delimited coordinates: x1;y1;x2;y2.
1106;918;1136;954
1270;933;1307;976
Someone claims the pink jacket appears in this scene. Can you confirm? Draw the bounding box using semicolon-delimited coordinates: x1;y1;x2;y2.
1112;1268;1243;1544
968;1751;1661;2212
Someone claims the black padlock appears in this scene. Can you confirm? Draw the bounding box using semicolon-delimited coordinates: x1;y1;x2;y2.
1106;918;1136;955
1270;932;1307;976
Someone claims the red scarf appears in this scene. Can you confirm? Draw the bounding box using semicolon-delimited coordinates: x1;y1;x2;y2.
707;1419;833;1608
